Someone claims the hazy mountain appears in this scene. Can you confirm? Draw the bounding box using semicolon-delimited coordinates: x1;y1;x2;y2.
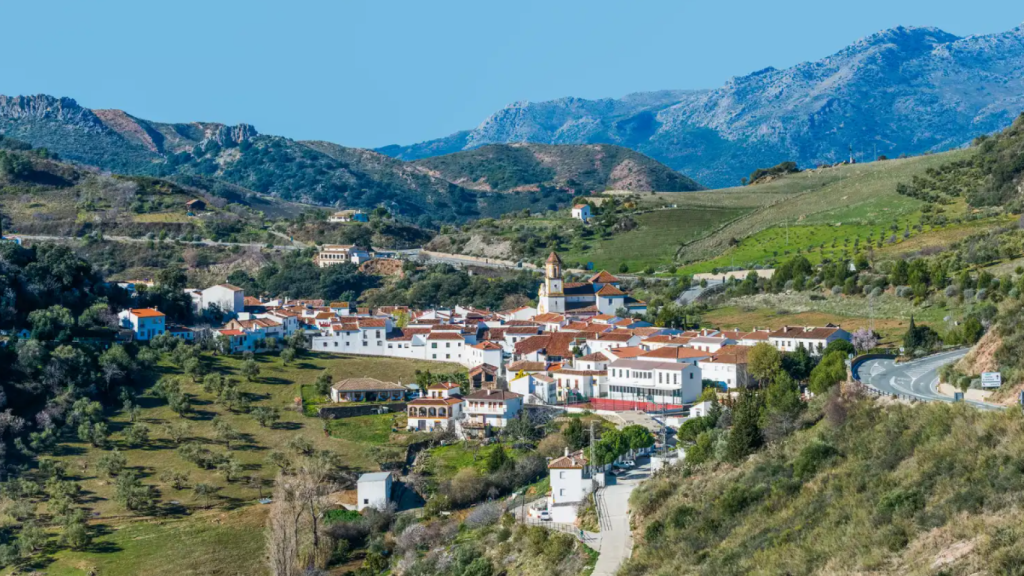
410;143;703;193
379;24;1024;188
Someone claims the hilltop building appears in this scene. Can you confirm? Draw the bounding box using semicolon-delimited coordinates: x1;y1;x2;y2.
537;252;647;318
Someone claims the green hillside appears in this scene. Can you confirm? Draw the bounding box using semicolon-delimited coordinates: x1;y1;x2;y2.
412;143;703;193
625;395;1024;575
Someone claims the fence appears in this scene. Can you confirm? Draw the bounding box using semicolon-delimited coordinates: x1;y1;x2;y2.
522;518;598;548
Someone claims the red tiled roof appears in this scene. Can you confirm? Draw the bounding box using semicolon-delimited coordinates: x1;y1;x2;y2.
514;332;581;357
596;284;626;296
472;341;503;350
426;332;465;341
639;347;709;360
588;271;620;284
548;450;588;469
130;308;165;318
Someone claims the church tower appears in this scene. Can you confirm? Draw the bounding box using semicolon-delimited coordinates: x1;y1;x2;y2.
538;252;565;314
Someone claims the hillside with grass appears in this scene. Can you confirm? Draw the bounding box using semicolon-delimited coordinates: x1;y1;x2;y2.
625;390;1024;575
411;143;703;193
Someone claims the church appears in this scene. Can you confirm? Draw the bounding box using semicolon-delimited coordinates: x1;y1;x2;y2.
537;252;648;318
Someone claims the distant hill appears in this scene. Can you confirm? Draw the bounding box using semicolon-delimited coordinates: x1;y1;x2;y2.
0;95;704;224
379;24;1024;188
410;143;703;193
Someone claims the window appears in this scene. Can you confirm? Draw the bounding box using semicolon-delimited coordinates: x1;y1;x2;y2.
559;471;566;479
363;499;368;504
333;341;338;347
559;489;566;496
431;343;437;349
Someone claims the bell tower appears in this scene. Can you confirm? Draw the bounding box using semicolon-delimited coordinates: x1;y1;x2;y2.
538;252;565;314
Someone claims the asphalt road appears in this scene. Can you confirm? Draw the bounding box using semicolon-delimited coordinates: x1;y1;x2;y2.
857;349;1003;411
592;458;649;576
676;279;723;305
15;233;301;251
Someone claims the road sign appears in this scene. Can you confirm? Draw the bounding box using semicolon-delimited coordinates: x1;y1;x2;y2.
953;392;964;402
899;346;905;354
981;372;1002;389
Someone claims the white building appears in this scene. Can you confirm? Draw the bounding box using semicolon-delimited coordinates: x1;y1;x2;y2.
510;373;557;404
357;472;392;511
200;284;245;316
585;332;640;354
552;369;604;402
463;389;523;429
606;359;702;405
467;341;503;371
117;308;166;341
768;326;851;355
537;252;566;315
687;335;736;353
571;204;592;223
406;382;464;432
328;210;368;223
700;345;751;389
315;245;371;268
547;449;602;524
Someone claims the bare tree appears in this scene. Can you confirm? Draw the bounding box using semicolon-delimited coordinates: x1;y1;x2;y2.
266;453;339;576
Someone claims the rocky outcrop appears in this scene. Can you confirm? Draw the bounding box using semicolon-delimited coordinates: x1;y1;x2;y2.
381;24;1024;188
0;95;104;130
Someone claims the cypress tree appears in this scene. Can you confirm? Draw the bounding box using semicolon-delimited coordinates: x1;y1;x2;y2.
726;387;764;462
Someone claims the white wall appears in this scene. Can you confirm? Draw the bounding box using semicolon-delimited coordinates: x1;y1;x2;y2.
357;477;391;511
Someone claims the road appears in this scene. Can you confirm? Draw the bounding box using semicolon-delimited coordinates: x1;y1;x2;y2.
15;233;302;251
676;279;722;305
592;459;650;576
857;349;1003;411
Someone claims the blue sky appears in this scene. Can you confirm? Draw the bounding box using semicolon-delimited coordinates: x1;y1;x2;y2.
2;1;1020;148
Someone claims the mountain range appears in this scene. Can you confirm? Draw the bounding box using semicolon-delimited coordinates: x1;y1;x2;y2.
379;24;1024;188
0;96;696;222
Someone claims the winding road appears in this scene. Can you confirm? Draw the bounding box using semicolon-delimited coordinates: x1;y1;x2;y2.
856;349;1003;411
14;233;302;251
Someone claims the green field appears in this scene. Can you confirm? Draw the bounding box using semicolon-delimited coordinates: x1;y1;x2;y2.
5;351;462;576
558;206;749;271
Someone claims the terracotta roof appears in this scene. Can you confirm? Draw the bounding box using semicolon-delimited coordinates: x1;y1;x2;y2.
629;327;663;337
546;252;562;264
408;396;463;406
331;378;406;392
609;359;695;371
741;330;771;341
639;347;709;360
505;326;542;335
465;389;521;401
588;271;620;284
358;319;387;328
532;313;565;324
514;332;581;358
426;332;465;341
592;314;617;322
564;302;600;313
548;450;588;469
768;326;844;340
604;346;645;359
130;308;165;318
507;360;547;372
504;320;539;327
573;204;588;209
243;296;264;307
469;364;500;375
704;345;751;365
427;381;461;391
218;329;246;337
472;341;503;350
590;332;635;342
561;321;591;331
578;352;610;362
217;284;244;292
596;284;626;297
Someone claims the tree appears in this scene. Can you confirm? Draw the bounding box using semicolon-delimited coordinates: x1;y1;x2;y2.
27;305;75;342
97;449;128;477
122;424;150;448
241;359;261;382
251;406;281;428
618;263;629;273
183;357;205;382
563;418;587;451
502;413;538;442
213;417;242;449
851;328;879;353
808;352;848;394
725;387;764;462
193;483;217;508
114;472;154;512
280;347;296;365
313;372;332;397
485;445;512;473
748;343;782;385
286;435;314;457
621;425;655;453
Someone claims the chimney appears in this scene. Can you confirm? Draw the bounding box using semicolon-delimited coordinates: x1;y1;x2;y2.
564;447;570;458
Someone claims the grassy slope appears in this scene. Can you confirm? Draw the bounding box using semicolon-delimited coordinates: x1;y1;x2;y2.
625;395;1024;576
559;207;750;271
15;351;461;576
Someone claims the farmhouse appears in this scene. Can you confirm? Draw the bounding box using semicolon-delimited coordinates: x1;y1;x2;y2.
117;308;166;341
330;378;407;403
571;204;592;223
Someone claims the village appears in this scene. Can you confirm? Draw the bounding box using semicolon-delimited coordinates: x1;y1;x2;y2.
106;250;853;528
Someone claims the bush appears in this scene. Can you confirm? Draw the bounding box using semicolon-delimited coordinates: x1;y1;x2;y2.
793;441;839;480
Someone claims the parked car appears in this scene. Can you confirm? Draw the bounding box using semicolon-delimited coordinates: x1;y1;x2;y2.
621;459;636;468
539;510;551;521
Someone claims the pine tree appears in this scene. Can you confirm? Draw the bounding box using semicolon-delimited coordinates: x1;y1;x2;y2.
726;387;764;462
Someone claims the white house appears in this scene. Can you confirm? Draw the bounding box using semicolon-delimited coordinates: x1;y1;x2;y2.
571;204;592;223
687;335;736;354
552;369;604;402
425;332;465;362
406;382;464;432
467;341;503;370
768;326;851;355
585;332;640;354
463;389;523;429
701;345;751;389
574;352;610;371
547;449;602;524
510;373;557;404
118;308;166;341
357;472;392;511
606;359;702;405
328;210;368;223
501;306;538;322
200;284;245;316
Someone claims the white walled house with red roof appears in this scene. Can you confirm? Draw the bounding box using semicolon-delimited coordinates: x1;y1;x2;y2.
117;308;166;341
500;306;538;322
467;341;503;371
463;389;523;429
510;373;557;404
585;332;641;354
571;204;592;222
768;326;851;355
406;382;464;432
547;449;603;524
